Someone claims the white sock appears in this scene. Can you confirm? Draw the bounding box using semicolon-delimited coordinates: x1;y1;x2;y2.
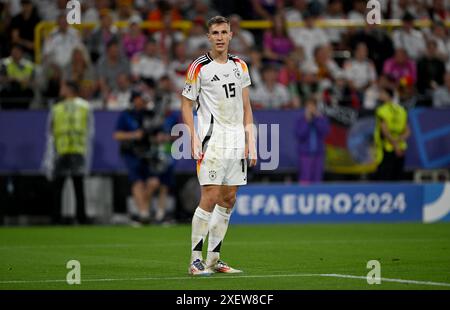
139;209;150;220
191;207;212;262
155;208;165;221
206;205;231;267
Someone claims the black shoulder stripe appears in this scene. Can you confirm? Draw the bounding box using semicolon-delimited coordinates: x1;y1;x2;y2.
228;54;240;66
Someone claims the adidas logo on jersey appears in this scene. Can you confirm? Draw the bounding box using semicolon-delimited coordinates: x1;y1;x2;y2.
211;75;220;82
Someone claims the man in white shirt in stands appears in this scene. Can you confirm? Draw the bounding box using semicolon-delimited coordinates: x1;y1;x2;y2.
392;12;426;60
42;13;81;69
131;39;167;86
250;65;291;109
288;10;329;62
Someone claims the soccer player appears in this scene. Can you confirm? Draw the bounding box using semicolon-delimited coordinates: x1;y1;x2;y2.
181;16;257;275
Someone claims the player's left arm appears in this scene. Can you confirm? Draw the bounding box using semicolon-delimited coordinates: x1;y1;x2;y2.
243;86;257;167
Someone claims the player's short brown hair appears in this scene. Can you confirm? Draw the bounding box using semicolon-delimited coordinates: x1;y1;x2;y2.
207;16;230;30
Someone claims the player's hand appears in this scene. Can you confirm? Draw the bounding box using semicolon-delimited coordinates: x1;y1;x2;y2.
394;144;404;157
191;135;202;160
245;143;257;167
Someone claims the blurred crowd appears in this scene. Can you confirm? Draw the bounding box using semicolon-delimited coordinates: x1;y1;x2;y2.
1;0;450;112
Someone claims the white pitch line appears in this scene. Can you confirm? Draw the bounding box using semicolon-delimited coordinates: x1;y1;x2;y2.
1;273;450;288
0;238;445;250
319;274;450;287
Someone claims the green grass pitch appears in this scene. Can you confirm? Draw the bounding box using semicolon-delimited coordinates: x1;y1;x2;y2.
1;223;449;290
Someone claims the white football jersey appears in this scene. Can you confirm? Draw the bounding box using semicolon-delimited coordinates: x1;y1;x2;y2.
182;53;251;149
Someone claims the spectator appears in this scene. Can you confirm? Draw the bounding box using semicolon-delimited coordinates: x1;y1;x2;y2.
42;81;94;225
122;15;147;59
392;12;426;60
153;11;185;57
186;0;219;21
251;0;284;20
263;13;295;63
313;44;343;85
347;0;366;21
0;44;34;109
63;46;95;90
185;17;210;58
147;0;182;24
36;0;66;21
96;39;130;100
289;10;329;62
0;1;11;58
86;10;119;63
383;48;417;88
323;0;346;48
389;0;416;19
374;87;410;181
343;42;377;95
416;40;446;97
2;0;22;17
363;75;398;114
298;61;320;104
433;72;450;108
429;20;450;65
349;23;395;75
250;65;291;109
85;10;119;63
229;14;255;61
295;96;330;184
81;0;100;23
131;39;167;88
116;0;140;22
428;0;449;21
248;48;264;88
113;90;162;225
42;13;82;69
168;42;190;93
40;63;63;107
154;75;179;111
285;0;307;24
9;0;40;58
106;73;132;110
413;0;432;20
278;50;303;107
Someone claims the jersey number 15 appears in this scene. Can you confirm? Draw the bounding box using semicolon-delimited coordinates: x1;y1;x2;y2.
222;83;236;98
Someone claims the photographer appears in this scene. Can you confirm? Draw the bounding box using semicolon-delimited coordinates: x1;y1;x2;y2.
114;90;171;224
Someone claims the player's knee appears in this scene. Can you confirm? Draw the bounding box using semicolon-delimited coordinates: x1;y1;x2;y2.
199;195;218;211
221;193;236;208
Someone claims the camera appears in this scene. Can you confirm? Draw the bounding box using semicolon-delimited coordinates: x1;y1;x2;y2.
120;109;171;174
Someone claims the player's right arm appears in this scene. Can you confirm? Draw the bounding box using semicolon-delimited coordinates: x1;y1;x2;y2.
181;96;201;160
181;58;204;160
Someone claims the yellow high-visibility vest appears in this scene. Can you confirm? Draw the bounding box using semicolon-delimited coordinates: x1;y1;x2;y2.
52;97;90;156
2;57;34;81
374;101;408;164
